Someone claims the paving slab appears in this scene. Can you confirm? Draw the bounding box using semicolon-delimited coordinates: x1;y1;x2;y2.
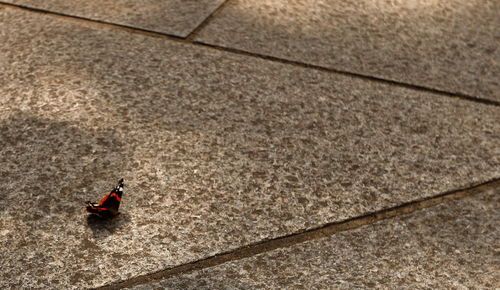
195;0;500;102
131;189;500;289
0;7;499;289
1;0;225;37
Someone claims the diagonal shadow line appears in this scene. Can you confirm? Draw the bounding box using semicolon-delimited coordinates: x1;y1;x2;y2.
0;2;499;107
96;178;500;289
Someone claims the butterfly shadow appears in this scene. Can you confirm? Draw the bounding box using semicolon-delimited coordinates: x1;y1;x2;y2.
86;213;131;239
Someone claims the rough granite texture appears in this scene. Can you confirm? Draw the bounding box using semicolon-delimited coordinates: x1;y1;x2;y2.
1;0;225;37
195;0;500;102
132;190;500;289
0;8;499;289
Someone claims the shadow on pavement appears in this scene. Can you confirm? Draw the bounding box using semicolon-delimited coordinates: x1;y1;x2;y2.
86;213;131;239
0;114;127;222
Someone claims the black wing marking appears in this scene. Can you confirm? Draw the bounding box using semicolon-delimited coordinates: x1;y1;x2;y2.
86;179;124;218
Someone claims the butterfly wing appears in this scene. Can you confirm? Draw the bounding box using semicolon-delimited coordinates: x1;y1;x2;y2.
86;179;124;218
86;202;116;218
99;178;124;213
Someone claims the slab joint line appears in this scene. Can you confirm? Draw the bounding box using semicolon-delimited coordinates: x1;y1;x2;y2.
96;178;500;289
185;0;232;41
1;1;499;107
0;2;185;40
192;41;500;107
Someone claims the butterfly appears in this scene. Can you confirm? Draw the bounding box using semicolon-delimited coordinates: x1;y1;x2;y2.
86;178;124;218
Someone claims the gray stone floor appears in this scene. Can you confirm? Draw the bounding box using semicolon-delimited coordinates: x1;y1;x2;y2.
130;189;499;289
195;0;500;102
1;0;225;37
0;1;498;289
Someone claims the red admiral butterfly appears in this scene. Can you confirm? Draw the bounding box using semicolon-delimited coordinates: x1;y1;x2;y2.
86;178;124;218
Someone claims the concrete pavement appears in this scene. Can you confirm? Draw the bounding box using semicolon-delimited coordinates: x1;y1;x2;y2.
0;1;498;289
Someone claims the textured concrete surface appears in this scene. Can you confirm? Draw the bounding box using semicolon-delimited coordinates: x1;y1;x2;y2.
132;190;500;289
1;0;225;37
0;7;499;289
195;0;500;101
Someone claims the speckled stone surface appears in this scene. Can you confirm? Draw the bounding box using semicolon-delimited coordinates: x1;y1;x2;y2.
195;0;500;101
2;0;225;37
0;7;499;289
132;190;499;289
